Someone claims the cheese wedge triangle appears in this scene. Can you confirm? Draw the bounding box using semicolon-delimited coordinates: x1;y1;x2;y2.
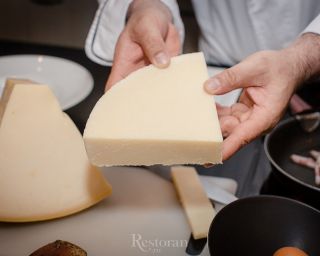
0;79;112;222
84;52;223;166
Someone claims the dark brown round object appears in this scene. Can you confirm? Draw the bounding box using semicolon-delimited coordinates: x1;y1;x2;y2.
29;240;87;256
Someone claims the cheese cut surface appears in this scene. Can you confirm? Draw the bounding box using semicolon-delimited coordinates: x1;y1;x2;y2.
84;52;223;166
0;80;112;222
171;166;215;239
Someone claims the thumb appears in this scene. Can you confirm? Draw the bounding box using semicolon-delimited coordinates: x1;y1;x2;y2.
204;63;250;95
137;26;170;68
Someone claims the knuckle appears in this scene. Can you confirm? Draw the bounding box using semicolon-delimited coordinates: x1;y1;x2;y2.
131;18;148;37
222;68;238;85
140;34;165;54
251;50;277;71
130;15;155;38
143;34;160;45
241;138;250;147
257;56;270;70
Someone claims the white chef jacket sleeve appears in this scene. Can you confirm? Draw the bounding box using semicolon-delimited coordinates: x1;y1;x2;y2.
302;14;320;35
85;0;185;66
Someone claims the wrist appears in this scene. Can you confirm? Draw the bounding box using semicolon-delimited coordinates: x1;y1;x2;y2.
281;33;320;87
127;0;172;22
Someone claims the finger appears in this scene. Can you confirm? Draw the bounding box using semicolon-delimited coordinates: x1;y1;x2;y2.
204;60;259;95
203;163;214;168
222;114;267;160
231;103;251;122
219;116;239;138
238;89;254;107
217;102;249;120
165;23;181;56
105;33;147;90
216;103;232;117
106;60;128;91
134;23;170;68
106;56;146;91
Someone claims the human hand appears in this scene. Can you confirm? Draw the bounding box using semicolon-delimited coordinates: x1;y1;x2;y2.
106;0;181;90
204;49;309;160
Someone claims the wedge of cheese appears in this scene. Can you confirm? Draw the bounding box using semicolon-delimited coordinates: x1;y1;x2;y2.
171;166;215;239
84;52;222;166
0;79;112;222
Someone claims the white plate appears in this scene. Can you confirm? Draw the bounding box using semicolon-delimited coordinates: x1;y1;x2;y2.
0;55;93;110
207;66;241;107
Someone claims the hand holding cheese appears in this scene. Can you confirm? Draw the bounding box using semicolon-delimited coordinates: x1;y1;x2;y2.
0;80;112;222
106;0;180;89
204;34;320;160
84;52;223;166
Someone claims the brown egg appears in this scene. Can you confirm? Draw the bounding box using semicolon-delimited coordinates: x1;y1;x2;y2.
273;246;308;256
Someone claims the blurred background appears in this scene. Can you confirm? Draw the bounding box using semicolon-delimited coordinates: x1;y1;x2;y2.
0;0;198;52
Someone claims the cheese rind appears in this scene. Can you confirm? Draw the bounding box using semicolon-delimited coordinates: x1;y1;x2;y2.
84;52;223;166
0;80;112;222
171;166;215;239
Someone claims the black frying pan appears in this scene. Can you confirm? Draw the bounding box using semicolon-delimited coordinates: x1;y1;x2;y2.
208;196;320;256
264;113;320;209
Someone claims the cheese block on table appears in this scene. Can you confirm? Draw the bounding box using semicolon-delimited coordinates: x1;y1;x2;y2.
0;79;112;222
84;52;223;166
171;166;215;239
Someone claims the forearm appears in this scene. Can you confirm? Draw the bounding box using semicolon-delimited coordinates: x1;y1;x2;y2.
282;33;320;87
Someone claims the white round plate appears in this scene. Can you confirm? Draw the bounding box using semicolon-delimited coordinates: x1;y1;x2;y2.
0;55;93;110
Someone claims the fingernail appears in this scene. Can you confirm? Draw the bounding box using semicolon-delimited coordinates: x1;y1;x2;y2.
205;78;221;93
154;52;169;67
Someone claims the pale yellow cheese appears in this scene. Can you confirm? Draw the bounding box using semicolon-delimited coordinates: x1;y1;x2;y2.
84;52;223;166
0;80;112;222
171;166;215;239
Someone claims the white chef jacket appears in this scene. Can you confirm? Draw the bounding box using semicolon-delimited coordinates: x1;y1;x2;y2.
86;0;320;67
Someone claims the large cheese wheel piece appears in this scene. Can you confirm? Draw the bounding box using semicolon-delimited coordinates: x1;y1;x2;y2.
84;52;223;166
0;80;112;222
